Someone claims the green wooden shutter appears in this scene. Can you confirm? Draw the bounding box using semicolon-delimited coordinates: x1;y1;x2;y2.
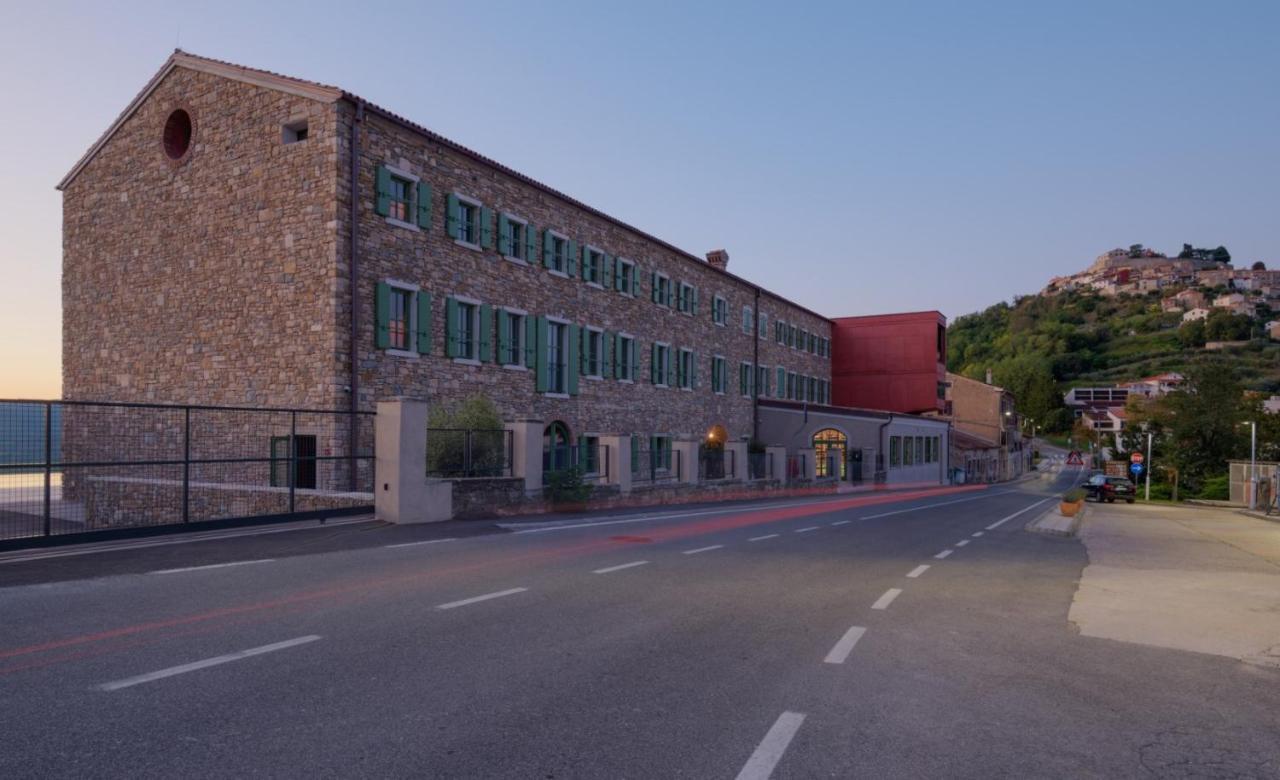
416;181;433;229
566;324;580;396
444;297;460;358
650;343;658;384
479;207;494;249
578;328;589;374
542;229;554;266
776;368;785;397
602;254;613;289
416;292;432;355
602;330;613;378
690;352;698;389
691;287;699;316
612;334;622;378
497;309;510;364
674;350;683;388
374;166;391;217
535;316;549;392
478;304;493;363
665;348;672;387
445;194;460;239
630;436;639;471
497;214;512;255
566;240;578;277
651;272;659;303
580;245;591;280
614;258;624;291
666;281;674;308
524;315;537;368
631;340;640;379
525;224;538;265
375;282;391;349
631;267;639;297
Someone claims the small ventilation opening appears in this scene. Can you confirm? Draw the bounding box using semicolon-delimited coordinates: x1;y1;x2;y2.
162;109;192;160
282;120;309;144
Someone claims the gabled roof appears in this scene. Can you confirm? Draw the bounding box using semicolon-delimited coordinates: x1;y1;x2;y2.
57;50;833;323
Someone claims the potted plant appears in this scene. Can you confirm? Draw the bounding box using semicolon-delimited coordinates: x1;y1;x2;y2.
1060;487;1085;517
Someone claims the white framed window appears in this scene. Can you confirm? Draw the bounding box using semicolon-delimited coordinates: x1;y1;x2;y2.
499;213;529;264
653;342;671;387
584;327;604;378
758;312;768;340
711;355;727;394
756;364;769;397
382;280;419;355
742;305;754;335
547;231;569;275
616;258;636;296
652;272;672;307
546;318;570;395
583;246;605;287
499;307;527;367
712;295;727;326
775;319;785;344
452;297;481;362
796;327;806;351
787;371;797;400
739;361;752;397
617;333;636;382
452;193;481;247
677;348;695;390
677;282;696;315
380;164;420;231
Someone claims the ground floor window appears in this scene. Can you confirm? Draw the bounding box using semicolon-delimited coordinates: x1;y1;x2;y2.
543;421;571;473
269;434;317;489
813;428;847;479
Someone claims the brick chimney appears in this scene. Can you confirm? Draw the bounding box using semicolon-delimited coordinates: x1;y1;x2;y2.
706;249;729;271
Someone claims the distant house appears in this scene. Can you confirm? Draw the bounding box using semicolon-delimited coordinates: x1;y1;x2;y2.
1174;289;1207;309
1119;373;1183;398
1214;292;1247;308
1160;296;1183;313
1264;396;1280;415
1182;307;1211;324
1267;321;1280;341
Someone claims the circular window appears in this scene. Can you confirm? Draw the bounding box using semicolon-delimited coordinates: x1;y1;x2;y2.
162;109;193;160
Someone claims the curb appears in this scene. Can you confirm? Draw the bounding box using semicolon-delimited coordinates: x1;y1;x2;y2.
1025;503;1085;538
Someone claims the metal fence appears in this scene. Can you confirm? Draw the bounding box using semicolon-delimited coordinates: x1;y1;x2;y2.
699;447;736;481
786;453;808;482
544;442;609;482
633;448;681;484
747;451;773;481
0;399;375;545
426;428;514;478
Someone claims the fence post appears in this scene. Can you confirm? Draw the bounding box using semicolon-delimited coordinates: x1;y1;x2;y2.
673;439;699;485
43;401;51;537
288;411;297;514
765;446;786;483
795;447;817;482
599;435;631;493
724;440;747;482
375;397;451;523
182;407;191;523
504;419;544;495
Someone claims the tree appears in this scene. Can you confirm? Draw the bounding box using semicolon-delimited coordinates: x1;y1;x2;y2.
1161;360;1248;490
1212;246;1232;265
426;395;506;476
1178;319;1207;348
1252;261;1267;271
992;355;1067;432
1204;309;1252;342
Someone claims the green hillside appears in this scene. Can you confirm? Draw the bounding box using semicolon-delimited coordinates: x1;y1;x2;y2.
945;289;1280;432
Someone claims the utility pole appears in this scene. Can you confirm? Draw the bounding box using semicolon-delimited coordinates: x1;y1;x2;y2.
1144;431;1152;502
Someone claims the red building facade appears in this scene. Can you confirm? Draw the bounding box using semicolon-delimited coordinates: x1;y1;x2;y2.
830;311;947;415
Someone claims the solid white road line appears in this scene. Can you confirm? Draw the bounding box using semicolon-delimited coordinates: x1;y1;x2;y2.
510;495;869;535
830;520;851;526
795;526;820;533
683;545;724;555
735;711;807;780
823;626;867;664
385;538;457;549
971;531;984;537
592;560;649;574
748;534;779;542
956;540;970;547
860;490;1015;520
871;588;903;610
436;587;529;610
906;564;930;578
985;498;1053;530
150;559;274;575
98;635;321;691
934;549;953;559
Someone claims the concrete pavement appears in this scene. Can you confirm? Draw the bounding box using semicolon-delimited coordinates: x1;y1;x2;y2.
1;473;1277;778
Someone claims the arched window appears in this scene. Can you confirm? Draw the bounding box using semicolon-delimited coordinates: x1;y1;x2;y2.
543;421;571;473
813;428;848;479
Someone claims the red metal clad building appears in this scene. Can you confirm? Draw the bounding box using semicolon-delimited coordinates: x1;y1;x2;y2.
830;311;947;415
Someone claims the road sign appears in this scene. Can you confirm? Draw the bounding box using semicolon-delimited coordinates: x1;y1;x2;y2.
1130;452;1144;464
1130;462;1144;476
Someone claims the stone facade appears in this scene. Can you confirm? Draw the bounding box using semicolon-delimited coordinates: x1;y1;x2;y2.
60;52;833;458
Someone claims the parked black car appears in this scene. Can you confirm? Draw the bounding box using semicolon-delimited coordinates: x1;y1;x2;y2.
1082;473;1136;503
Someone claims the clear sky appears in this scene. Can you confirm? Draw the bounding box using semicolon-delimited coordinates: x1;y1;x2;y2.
2;0;1277;397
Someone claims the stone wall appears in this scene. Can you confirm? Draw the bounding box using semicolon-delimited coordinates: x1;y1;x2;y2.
82;476;371;528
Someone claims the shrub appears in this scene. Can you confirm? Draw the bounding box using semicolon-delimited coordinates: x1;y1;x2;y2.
544;466;592;504
427;395;505;476
1195;474;1230;501
1063;487;1085;503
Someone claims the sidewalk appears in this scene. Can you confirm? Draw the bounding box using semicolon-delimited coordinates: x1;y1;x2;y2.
1069;503;1280;668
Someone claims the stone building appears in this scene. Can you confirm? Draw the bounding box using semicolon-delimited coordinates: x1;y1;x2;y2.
57;51;947;497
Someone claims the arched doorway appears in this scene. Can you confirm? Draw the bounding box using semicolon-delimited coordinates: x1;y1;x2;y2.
813;428;848;479
701;424;729;479
543;421;571;473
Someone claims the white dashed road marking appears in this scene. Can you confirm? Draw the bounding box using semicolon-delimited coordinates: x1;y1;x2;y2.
151;559;274;575
749;534;779;542
683;545;724;555
823;626;867;664
385;538;457;549
871;588;903;610
906;565;930;578
98;635;321;691
935;549;953;559
735;711;807;780
971;531;984;537
592;561;649;575
795;526;820;534
956;540;970;547
830;520;851;526
436;587;529;610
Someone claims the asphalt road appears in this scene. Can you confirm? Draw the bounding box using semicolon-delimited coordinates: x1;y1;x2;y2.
1;473;1277;779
